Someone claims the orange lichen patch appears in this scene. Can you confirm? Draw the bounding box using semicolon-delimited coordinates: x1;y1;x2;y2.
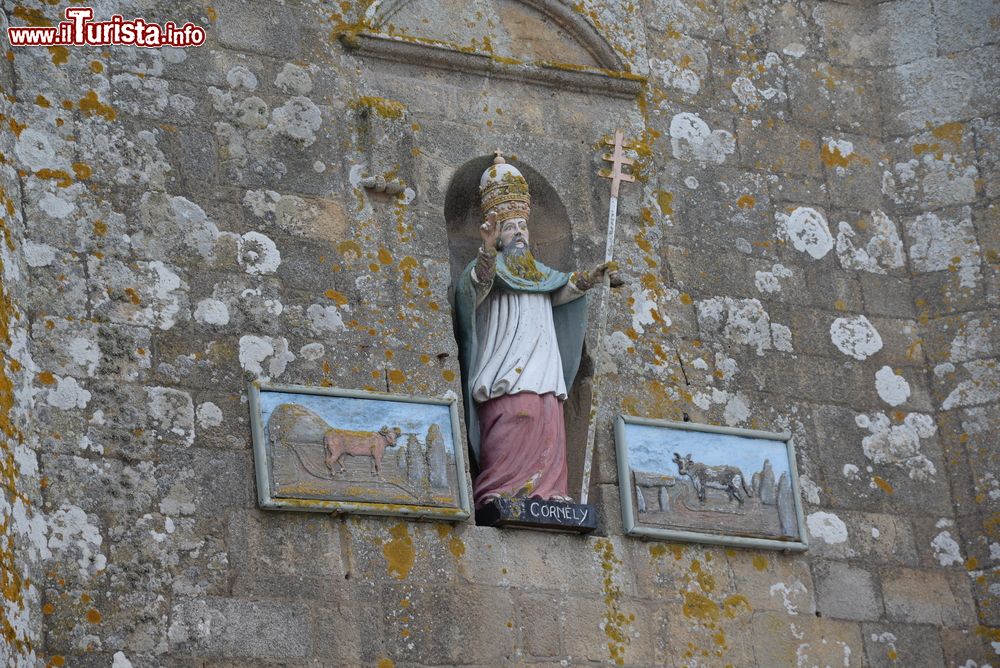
670;544;685;560
873;476;894;494
36;371;56;386
930;121;964;146
799;139;815;152
42;603;54;615
324;289;348;306
206;7;218;22
91;220;108;237
834;299;846;311
378;659;395;668
965;556;979;570
679;293;693;305
913;143;941;157
442;369;455;382
49;657;65;667
721;594;750;618
683;591;720;622
35;169;73;188
78;90;116;121
337;240;362;259
89;60;104;73
752;555;768;571
71;162;92;180
448;534;465;559
35;95;51;108
382;523;415;579
649;544;668;559
378;248;393;265
821;143;855;168
85;609;101;624
736;195;755;209
656;190;673;216
124;288;141;305
388;369;406;384
12;6;52;26
352;96;406;119
594;539;631;666
691;560;715;592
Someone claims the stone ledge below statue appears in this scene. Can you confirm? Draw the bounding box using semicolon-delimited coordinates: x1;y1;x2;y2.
475;497;597;533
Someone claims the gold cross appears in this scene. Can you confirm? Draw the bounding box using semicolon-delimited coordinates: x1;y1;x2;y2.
599;130;635;198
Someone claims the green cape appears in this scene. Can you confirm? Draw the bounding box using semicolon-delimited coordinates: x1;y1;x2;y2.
454;253;588;465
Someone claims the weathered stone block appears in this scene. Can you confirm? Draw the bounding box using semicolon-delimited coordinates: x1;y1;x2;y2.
861;621;946;667
751;612;863;667
880;45;1000;135
882;568;976;626
736;117;822;178
787;59;881;135
168;597;311;658
858;274;915;319
814;560;884;621
812;0;937;68
727;551;816;616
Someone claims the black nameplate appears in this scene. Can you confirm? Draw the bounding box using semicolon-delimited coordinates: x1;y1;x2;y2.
475;497;597;533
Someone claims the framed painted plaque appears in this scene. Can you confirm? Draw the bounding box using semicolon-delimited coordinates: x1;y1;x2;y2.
249;382;471;520
615;416;808;551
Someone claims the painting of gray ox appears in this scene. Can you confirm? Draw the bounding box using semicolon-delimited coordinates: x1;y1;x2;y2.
673;453;752;505
324;426;402;477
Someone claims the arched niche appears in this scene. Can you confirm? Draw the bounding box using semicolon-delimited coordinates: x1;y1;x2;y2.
345;0;642;98
444;154;574;288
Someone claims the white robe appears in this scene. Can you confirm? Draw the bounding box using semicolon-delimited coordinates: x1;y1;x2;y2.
471;289;568;402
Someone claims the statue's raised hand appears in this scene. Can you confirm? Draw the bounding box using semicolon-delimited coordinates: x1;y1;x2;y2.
479;211;500;251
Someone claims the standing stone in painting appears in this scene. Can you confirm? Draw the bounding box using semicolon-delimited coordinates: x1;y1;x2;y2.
454;152;623;514
426;423;449;489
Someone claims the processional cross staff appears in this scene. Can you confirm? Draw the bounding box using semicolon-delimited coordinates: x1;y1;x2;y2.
579;130;635;504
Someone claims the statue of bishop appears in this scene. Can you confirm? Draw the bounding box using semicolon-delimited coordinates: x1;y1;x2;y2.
454;152;622;509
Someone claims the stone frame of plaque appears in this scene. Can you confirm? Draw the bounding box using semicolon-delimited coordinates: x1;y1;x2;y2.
615;416;809;551
249;382;472;521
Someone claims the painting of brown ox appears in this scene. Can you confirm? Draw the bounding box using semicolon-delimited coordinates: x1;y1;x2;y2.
324;426;403;477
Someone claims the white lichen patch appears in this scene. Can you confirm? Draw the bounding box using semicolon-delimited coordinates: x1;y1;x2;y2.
47;503;106;579
68;336;101;377
46;376;92;410
23;241;57;268
15;127;71;172
147;387;195;446
307;304;347;334
696;297;774;355
855;412;937;480
271;96;322;145
238;231;281;275
629;283;659;335
771;323;794;353
931;530;964;566
194;298;230;326
941;360;1000;410
830;315;883;360
836;210;905;274
875;366;910;407
649;55;702;95
239;335;295;381
949;318;996;363
275;63;313;95
806;511;848;545
226;64;258;91
906;209;981;288
755;263;792;294
776;207;833;260
196;402;224;429
769;580;809;615
299;342;326;361
669;113;735;164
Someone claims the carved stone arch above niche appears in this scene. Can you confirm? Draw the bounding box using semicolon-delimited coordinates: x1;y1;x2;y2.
343;0;643;98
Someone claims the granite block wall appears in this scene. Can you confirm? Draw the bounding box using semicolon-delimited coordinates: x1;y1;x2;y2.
0;0;996;666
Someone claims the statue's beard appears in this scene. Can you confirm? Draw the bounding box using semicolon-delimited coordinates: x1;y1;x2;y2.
501;241;543;281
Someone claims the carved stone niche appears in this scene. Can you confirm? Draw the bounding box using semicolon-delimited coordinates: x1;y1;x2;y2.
342;0;643;99
355;98;413;197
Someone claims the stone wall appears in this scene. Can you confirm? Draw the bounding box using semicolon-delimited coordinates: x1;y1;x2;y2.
1;0;997;666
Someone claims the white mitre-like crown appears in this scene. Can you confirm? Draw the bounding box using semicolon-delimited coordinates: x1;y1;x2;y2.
479;150;531;223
